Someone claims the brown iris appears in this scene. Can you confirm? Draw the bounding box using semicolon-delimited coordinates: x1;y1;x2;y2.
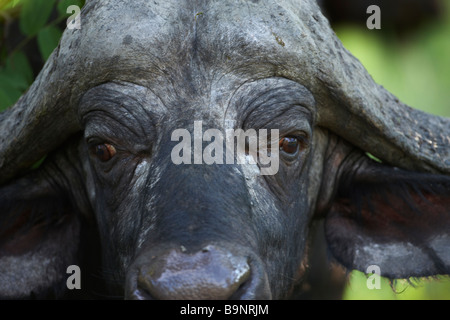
93;143;117;162
279;137;299;155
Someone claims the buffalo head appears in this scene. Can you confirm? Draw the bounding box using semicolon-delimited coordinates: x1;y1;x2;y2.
0;0;449;299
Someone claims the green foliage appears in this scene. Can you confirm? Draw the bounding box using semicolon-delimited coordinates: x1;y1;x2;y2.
57;0;84;16
0;51;32;109
335;5;450;118
0;0;22;11
0;0;85;111
37;25;62;60
335;1;450;300
19;0;56;36
343;271;450;300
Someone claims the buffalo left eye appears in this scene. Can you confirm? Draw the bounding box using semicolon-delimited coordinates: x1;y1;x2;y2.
279;136;300;155
92;143;117;162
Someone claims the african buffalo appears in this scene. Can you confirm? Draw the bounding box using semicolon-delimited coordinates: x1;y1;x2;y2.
0;0;449;299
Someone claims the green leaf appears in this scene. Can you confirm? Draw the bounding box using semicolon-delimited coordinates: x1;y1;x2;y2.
0;88;15;111
0;73;23;110
57;0;84;17
19;0;56;36
1;0;24;10
0;90;14;111
3;71;29;91
0;60;29;92
6;51;33;84
37;25;62;61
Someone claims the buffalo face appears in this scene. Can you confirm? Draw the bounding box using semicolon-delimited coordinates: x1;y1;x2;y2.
0;0;449;299
78;78;317;299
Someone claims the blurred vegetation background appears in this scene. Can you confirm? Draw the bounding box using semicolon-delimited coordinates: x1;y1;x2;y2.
325;0;450;299
0;0;449;299
0;0;84;110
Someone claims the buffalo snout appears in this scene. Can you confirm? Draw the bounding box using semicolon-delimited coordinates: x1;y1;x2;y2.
126;245;271;300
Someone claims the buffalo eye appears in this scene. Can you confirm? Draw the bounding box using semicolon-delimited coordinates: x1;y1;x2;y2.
91;143;117;162
279;136;300;155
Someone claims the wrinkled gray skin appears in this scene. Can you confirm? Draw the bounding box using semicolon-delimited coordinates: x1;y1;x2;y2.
80;78;319;299
0;0;449;299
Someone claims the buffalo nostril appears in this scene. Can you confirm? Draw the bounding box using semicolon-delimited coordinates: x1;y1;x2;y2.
134;246;251;300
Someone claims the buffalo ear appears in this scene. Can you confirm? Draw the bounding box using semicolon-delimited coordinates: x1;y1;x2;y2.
324;157;450;279
0;171;82;299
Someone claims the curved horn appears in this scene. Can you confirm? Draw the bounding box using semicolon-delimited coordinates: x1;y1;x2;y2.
0;2;96;185
0;49;79;184
0;0;168;184
303;1;450;174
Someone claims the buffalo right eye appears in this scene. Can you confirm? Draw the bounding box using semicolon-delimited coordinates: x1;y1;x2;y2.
279;136;300;155
91;143;117;162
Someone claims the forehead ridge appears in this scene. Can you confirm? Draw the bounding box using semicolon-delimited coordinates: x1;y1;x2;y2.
69;0;312;86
